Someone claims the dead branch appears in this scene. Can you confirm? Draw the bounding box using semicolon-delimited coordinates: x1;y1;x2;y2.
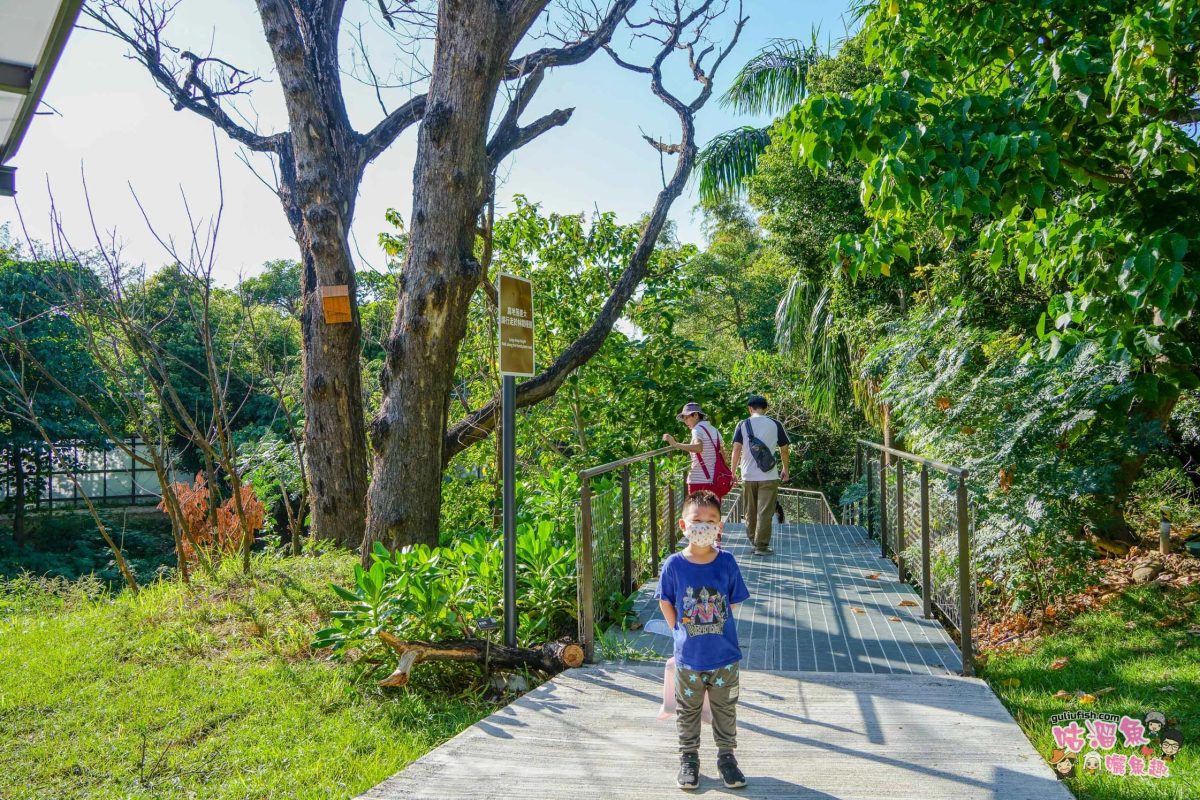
376;631;584;687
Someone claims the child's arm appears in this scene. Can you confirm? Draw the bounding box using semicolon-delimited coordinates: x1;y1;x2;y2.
659;599;677;629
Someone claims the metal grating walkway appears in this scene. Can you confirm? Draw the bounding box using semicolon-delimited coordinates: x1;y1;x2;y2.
606;522;964;674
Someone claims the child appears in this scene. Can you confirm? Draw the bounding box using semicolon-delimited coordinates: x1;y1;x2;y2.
656;490;751;790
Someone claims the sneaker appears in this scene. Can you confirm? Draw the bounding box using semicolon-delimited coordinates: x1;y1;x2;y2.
677;754;700;790
752;546;773;556
717;753;747;788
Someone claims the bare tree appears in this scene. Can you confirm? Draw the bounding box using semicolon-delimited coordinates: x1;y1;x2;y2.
84;0;636;550
85;1;744;554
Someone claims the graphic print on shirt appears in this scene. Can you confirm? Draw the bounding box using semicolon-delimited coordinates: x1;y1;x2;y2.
679;586;728;636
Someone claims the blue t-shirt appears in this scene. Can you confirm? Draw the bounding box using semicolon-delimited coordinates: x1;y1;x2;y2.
655;550;750;671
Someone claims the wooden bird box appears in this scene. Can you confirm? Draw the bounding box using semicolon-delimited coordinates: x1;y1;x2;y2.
321;285;351;324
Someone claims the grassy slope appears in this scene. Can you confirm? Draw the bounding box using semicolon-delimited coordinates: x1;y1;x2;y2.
982;585;1200;800
0;552;497;800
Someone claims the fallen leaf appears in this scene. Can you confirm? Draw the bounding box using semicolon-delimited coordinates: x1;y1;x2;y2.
1187;624;1200;637
851;607;865;614
1158;685;1178;693
1093;687;1116;697
888;616;902;622
899;599;919;607
1053;690;1072;700
1078;694;1097;705
865;573;881;580
1155;616;1184;628
1044;606;1057;618
1050;657;1070;670
1124;621;1138;630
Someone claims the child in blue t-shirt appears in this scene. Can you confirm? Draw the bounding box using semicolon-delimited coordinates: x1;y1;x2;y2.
656;490;751;790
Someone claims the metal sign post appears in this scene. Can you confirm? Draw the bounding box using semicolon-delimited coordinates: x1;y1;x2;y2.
497;273;535;648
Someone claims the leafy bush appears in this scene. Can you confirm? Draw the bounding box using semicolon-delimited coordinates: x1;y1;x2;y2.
315;521;576;672
160;474;266;564
0;511;175;588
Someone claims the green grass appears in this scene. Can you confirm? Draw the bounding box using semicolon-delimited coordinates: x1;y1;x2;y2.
982;585;1200;799
0;551;499;799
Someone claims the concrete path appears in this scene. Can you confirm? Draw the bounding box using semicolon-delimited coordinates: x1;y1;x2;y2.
358;522;1070;799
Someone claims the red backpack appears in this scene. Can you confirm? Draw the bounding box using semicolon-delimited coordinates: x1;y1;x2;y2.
696;424;734;498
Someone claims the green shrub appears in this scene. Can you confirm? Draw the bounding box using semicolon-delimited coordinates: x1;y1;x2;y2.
315;521;576;676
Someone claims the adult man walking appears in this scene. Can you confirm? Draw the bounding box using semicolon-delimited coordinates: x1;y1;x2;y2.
730;395;790;556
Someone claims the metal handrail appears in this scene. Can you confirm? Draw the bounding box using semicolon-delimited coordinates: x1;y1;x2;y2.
850;439;975;676
578;446;677;480
857;439;965;477
577;447;688;662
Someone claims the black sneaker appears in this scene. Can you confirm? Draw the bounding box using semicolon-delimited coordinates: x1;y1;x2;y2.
677;754;700;790
717;753;746;788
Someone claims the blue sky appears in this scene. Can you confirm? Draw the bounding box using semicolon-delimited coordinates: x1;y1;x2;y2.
0;0;853;283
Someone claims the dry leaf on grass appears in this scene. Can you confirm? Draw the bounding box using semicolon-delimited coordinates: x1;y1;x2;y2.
1159;685;1178;693
1077;694;1097;705
1125;621;1139;630
1050;657;1070;670
1053;690;1072;700
1094;687;1116;697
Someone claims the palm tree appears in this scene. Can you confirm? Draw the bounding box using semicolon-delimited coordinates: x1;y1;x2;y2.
696;38;820;203
702;34;893;448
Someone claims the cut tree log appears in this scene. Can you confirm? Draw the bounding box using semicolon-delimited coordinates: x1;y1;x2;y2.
377;632;585;687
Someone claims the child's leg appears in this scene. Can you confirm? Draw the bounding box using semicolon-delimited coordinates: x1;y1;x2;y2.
675;666;705;755
706;663;740;755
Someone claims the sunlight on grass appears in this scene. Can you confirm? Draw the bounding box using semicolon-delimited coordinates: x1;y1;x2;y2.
983;585;1200;800
0;552;498;799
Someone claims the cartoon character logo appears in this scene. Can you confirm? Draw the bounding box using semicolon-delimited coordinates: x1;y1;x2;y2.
1049;749;1077;780
1082;751;1101;775
681;587;697;622
696;588;716;624
1160;728;1183;761
1145;711;1166;738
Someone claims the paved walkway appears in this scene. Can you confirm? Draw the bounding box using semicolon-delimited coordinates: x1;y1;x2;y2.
358;523;1071;799
609;522;962;674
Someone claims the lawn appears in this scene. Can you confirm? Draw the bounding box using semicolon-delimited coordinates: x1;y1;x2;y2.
982;584;1200;800
0;550;498;799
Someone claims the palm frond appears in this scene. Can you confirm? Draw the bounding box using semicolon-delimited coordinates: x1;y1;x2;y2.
776;274;855;425
696;126;771;203
722;39;821;116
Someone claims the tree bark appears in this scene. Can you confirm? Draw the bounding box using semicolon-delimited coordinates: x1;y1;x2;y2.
376;631;584;687
257;0;370;548
365;2;548;555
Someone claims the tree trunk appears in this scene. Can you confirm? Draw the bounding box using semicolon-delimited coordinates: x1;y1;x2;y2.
258;0;369;548
12;448;26;548
376;631;584;687
1087;383;1181;545
365;3;541;557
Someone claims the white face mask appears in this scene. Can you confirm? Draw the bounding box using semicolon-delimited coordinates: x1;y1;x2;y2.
684;521;720;548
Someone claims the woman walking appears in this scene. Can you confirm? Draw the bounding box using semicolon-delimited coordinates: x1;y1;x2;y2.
663;402;733;499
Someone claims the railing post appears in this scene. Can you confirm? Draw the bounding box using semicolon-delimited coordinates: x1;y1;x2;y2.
878;456;888;559
956;471;974;677
667;474;677;550
895;460;906;580
621;465;633;596
578;476;596;663
920;465;932;619
853;442;862;526
649;458;659;578
865;463;875;540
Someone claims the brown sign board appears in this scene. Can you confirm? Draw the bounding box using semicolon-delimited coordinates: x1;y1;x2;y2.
498;273;535;377
320;284;352;324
